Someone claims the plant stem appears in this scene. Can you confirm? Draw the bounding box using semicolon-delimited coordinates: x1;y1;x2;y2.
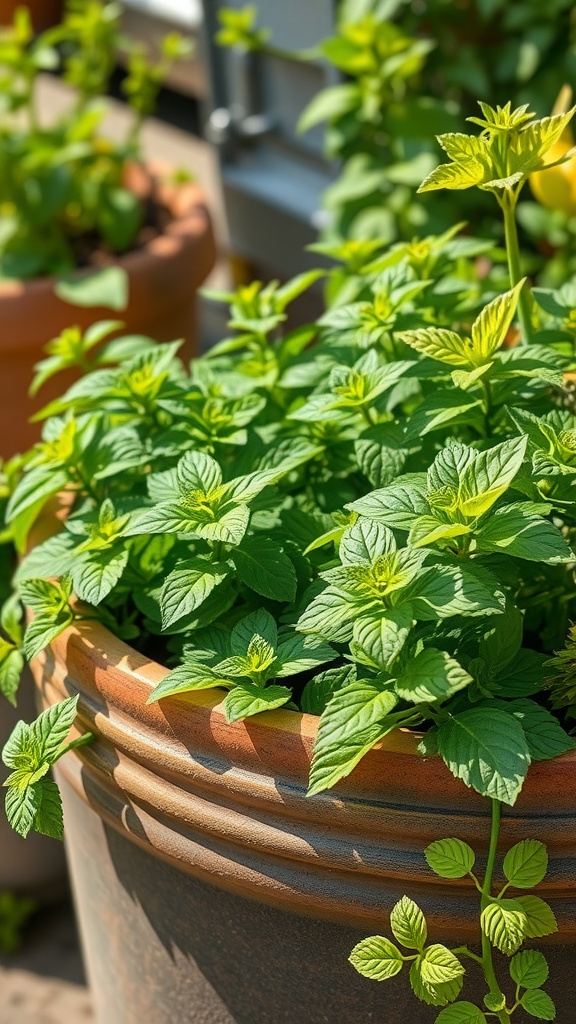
481;799;510;1023
501;196;533;345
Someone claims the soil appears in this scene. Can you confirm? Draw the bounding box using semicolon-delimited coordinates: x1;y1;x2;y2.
69;191;173;270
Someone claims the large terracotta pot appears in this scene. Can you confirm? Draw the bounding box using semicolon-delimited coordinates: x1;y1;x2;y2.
30;611;576;1024
0;165;216;459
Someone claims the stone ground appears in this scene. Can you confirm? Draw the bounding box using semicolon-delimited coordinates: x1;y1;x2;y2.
0;901;93;1024
0;74;229;1024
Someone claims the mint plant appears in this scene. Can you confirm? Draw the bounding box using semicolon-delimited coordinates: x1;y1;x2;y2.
351;810;558;1022
0;1;188;278
2;97;576;1017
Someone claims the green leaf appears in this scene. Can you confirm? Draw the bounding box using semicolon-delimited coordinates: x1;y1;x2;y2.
480;898;527;954
297;586;367;643
72;548;129;605
503;840;548;889
146;663;230;704
222;682;292;722
23;607;74;661
274;634;336;677
434;1005;488;1023
420;944;465;987
231;609;277;654
394;649;472;704
347;483;429;530
491;700;576;761
470;282;524;362
308;680;398;795
297;83;360;133
160;559;230;629
32;777;64;840
300;665;354;715
405;564;504;621
410;956;463;1006
340;518;395;565
349;936;404;980
232;537;297;602
520;989;556;1020
350;606;413;671
399;327;472;368
436;708;530;805
459;437;528;517
30;695;80;764
390;896;427;951
510;950;549;990
55;266;129;311
514;896;557;938
476;506;573;563
5;784;41;839
0;642;24;706
425;838;475;879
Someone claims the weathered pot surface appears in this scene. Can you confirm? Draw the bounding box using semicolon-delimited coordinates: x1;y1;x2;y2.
0;163;216;458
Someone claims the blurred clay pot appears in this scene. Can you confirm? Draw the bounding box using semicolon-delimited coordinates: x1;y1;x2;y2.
29;580;576;1024
0;163;215;459
0;0;62;31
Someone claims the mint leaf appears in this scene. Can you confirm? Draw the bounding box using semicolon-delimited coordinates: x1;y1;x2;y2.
510;950;549;990
350;606;413;670
349;936;404;980
5;784;41;839
459;436;527;517
308;680;398;795
514;896;557;938
231;609;277;654
425;838;475;879
480;898;527;954
160;559;230;629
223;682;292;722
300;665;354;715
436;708;530;804
147;663;230;704
32;778;64;840
519;989;556;1020
232;537;297;602
394;649;472;704
503;840;548;889
274;634;336;677
476;506;573;562
434;1005;488;1023
390;896;427;950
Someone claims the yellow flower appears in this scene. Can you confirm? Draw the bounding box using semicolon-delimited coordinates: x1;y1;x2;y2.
530;85;576;214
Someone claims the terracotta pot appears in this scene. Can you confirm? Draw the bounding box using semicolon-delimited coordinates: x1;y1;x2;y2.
0;165;216;459
0;0;62;32
0;666;66;897
30;607;576;1023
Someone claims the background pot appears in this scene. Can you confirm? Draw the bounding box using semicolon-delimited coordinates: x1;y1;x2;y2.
0;0;62;32
0;666;66;897
0;166;216;459
30;614;576;1024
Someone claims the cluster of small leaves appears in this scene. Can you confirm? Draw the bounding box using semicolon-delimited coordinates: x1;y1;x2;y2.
0;891;36;954
351;835;558;1021
0;1;187;278
2;695;91;840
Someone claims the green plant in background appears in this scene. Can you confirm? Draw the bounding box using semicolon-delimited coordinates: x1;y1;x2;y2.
3;100;576;1017
0;890;35;953
0;1;188;279
217;0;576;281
